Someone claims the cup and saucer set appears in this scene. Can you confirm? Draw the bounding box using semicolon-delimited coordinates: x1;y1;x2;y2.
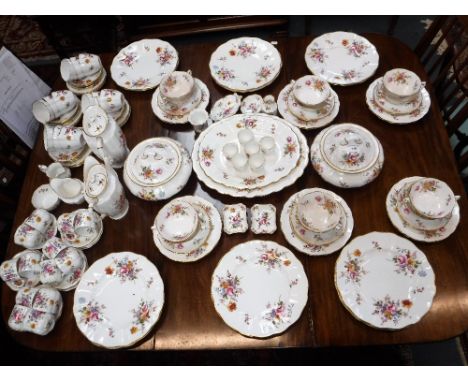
57;208;104;250
60;53;106;95
366;68;431;124
151;70;210;124
386;177;461;242
278;75;340;130
81;89;131;128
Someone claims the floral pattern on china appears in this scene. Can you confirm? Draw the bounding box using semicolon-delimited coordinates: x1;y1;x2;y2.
250;204;277;234
211;240;308;338
408;178;456;219
335;232;436;330
110;39;178;91
305;31;379;85
209;37;282;92
73;252;164;348
222;204;248;234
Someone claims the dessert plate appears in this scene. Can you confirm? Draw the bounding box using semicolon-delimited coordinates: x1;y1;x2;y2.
211;240;308;338
210;94;242;122
74;252;164;348
209;37;282;93
305;31;379;86
111;39;178;91
335;232;436;330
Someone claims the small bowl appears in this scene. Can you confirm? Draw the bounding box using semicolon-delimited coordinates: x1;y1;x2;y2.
409;177;456;219
154;200;199;242
383;68;423;104
292;75;331;108
296;190;341;232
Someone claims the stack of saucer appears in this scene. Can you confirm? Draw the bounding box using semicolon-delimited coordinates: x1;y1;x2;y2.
281;188;354;256
151;196;221;262
386;176;461;242
81;89;131;127
60;53;106;95
278;75;340;129
366;68;431;124
151;70;210;124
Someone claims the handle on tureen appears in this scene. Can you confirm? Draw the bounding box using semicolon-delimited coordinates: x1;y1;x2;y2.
421;81;426;89
289;80;295;86
270;41;278;45
234;93;243;103
187;69;192;76
38;164;47;174
456;195;461;201
150;225;157;231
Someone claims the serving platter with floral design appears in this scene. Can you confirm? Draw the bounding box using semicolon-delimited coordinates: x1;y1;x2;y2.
111;39;178;91
209;37;282;93
73;252;164;348
335;232;436;330
305;32;379;86
211;240;308;338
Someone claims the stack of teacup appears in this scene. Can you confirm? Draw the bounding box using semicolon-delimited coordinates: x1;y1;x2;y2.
57;208;103;250
14;209;57;250
395;177;458;233
81;89;131;127
0;250;41;291
32;90;81;127
60;53;106;95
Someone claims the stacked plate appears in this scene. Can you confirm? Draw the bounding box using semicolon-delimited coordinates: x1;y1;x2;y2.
278;75;340;129
281;188;354;256
310;123;384;188
123;137;192;201
192;114;309;198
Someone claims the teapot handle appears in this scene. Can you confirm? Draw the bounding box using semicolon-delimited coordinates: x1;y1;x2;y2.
96;136;113;166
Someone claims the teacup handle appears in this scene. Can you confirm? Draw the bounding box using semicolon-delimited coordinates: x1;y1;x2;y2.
421;81;426;89
150;225;157;232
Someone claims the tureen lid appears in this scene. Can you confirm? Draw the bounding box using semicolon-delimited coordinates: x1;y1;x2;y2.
155;200;198;242
159;71;194;100
82;105;108;137
409;178;456;218
320;123;380;174
383;68;421;97
292;75;330;107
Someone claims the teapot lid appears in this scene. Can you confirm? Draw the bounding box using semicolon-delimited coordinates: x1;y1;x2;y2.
82;105;108;137
85;163;108;198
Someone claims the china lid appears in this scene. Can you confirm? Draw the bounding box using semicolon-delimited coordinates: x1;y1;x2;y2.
125;138;182;187
297;190;341;232
409;178;456;218
383;68;421;97
82;105;109;137
155;200;198;242
292;75;330;107
320;123;380;174
159;71;194;100
85;164;108;198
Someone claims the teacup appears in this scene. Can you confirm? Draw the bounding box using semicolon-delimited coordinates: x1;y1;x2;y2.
24;209;55;236
16;287;37;308
68;67;103;89
16;250;41;280
382;68;424;104
32;286;62;315
0;258;23;286
14;222;46;249
188;108;211;133
32;90;79;124
8;305;29;332
43;124;87;164
81;89;124;118
60;53;102;82
158;70;201;116
54;247;84;275
73;208;101;237
42;237;69;259
154;199;199;242
25;309;56;335
40;260;63;285
408;178;456;219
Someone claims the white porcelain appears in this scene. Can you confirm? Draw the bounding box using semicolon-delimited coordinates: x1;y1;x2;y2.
373;78;422;116
111;39;178;91
210;93;242;122
222;203;248;234
305;31;379;86
33;90;80;124
124;138;192;201
366;78;431;124
192;114;309;198
297;190;341;232
386;177;460;242
244;141;260;156
409;178;455;219
383;68;423;103
310;124;384;188
293;75;331;108
151;79;210;124
82;105;129;168
155;200;199;242
262;95;277;115
81;89;126;120
249;152;265;173
237;128;254;146
83;155;129;220
50;178;85;204
68;68;103;90
278;82;340;129
0;250;41;291
222;143;238;160
335;232;436;330
43;125;89;166
158;70;201;116
60;53;101;82
287;90;335;122
57;209;103;249
251;204;276;234
209;37;282;93
231;153;249;172
65;68;107;95
211;240;308;338
74;252;164;348
14;209;57;250
281;188;354;256
31;184;60;211
73;208;100;237
38;162;71;179
240;94;264;114
188;108;211;133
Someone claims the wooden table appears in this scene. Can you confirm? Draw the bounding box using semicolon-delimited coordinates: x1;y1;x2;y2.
2;34;468;352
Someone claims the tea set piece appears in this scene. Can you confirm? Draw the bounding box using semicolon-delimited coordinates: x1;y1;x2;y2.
81;89;131;128
335;232;436;330
73;251;164;348
366;68;431;124
31;184;60;211
281;188;354;256
211;240;308;338
151;71;210;124
40;237;88;291
50;177;85;205
305;31;379;86
8;286;63;335
278;80;340;130
386;176;461;242
60;53;106;95
82;105;129;169
152;195;222;262
222;203;248;234
240;94;264;114
210;93;242;122
310;123;384;188
111;38;178;91
209;37;282;93
192;114;309;198
14;209;57;250
250;204;277;234
83;155;129;220
32;90;81;126
57;208;103;249
0;250;42;291
262;95;277;115
188;109;212;133
123;137;192;201
38;162;71;180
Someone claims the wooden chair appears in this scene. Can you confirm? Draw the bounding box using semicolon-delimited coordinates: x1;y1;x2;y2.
415;16;468;184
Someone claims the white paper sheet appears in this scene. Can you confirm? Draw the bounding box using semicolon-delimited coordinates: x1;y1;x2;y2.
0;46;51;148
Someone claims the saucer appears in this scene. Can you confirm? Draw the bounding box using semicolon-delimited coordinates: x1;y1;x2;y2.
66;69;107;95
373;78;422;116
48;105;83;127
288;91;334;122
157;83;202;116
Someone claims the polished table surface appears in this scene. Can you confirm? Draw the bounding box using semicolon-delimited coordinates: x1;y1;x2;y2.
2;34;468;351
